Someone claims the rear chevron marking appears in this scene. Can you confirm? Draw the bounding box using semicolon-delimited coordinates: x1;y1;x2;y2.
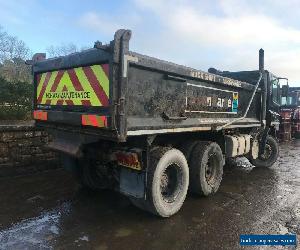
36;64;109;107
56;100;64;105
65;100;74;105
68;68;84;91
101;64;109;78
56;85;68;105
91;65;109;97
81;100;92;106
36;74;41;88
41;71;59;104
83;66;109;106
37;73;46;97
37;72;51;103
50;71;64;92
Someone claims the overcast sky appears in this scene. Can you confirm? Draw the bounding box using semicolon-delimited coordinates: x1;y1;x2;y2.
1;0;300;85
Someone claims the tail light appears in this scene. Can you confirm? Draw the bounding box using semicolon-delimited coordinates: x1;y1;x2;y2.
114;151;141;170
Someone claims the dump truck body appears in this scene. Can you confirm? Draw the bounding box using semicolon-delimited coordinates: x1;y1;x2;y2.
31;30;282;217
33;44;269;140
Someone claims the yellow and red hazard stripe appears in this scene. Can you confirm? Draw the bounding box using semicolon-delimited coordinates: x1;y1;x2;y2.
36;64;109;107
81;114;107;128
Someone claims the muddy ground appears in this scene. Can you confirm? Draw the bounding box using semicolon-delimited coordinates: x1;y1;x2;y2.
0;141;299;250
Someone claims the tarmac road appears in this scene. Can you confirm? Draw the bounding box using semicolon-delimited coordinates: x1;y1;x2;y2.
0;140;299;250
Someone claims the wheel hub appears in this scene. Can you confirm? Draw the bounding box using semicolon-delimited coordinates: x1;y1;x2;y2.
261;144;272;160
160;164;181;202
205;153;218;184
161;172;169;191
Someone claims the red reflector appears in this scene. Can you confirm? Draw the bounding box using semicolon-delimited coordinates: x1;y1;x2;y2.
81;115;107;127
33;110;47;121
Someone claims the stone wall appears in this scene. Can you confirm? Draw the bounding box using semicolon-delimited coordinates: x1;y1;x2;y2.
0;122;60;177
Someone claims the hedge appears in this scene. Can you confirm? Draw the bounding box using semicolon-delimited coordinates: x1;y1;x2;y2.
0;77;33;120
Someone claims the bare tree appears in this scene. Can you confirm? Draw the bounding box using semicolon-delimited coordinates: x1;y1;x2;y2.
47;43;78;58
46;43;90;58
0;26;31;83
1;58;31;83
0;26;30;62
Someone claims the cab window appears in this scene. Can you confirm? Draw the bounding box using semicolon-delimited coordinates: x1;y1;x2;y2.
271;79;280;104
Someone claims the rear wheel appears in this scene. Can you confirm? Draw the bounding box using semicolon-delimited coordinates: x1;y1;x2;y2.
78;157;109;190
294;132;300;139
250;135;279;168
61;154;108;190
130;147;189;217
181;140;199;161
189;141;224;196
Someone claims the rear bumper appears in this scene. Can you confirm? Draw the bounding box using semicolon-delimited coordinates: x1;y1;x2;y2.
35;120;121;151
43;126;121;157
34;110;108;127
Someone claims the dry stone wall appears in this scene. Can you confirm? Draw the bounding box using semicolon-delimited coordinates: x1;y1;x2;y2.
0;123;60;177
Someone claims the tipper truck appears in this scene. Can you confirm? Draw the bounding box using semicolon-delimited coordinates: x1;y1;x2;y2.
30;29;283;217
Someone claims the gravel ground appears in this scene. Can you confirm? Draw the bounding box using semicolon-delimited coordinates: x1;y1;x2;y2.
0;140;299;250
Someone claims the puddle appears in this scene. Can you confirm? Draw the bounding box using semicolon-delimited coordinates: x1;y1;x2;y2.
0;202;70;250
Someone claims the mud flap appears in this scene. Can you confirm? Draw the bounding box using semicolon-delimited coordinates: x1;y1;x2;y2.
119;168;145;199
47;129;100;158
48;136;82;157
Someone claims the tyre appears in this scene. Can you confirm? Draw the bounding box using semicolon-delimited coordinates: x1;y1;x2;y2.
78;157;109;190
181;140;199;162
189;141;224;196
250;135;279;168
225;157;238;168
294;132;300;139
61;154;107;190
60;154;82;181
130;147;189;217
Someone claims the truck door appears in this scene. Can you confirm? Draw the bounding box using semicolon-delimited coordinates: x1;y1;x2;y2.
268;74;281;115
